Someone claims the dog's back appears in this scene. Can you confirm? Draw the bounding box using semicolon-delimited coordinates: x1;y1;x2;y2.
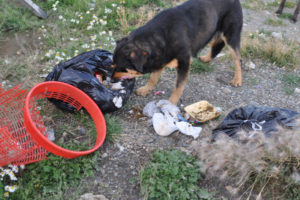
131;0;242;57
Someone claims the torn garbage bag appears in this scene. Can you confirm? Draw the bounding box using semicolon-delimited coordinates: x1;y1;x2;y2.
45;49;135;113
212;106;300;140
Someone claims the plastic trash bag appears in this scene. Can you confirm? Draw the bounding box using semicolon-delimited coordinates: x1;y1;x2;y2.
212;106;300;140
45;49;135;113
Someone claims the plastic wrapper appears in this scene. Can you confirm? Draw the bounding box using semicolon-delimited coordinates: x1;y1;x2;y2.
212;106;300;140
45;49;135;113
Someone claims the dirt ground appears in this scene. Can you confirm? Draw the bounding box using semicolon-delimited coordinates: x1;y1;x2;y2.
73;4;300;200
1;1;300;200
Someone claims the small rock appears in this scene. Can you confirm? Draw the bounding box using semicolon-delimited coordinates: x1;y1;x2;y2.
223;87;232;94
101;153;108;158
295;88;300;94
78;193;108;200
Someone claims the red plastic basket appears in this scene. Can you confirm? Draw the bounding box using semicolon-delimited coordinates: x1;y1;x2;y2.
0;85;47;166
0;81;106;166
24;81;106;159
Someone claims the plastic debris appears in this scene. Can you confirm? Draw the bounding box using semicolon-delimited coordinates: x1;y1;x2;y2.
152;112;178;136
184;101;220;122
153;90;165;95
212;105;300;140
45;49;135;113
144;100;202;139
175;121;202;139
47;128;55;142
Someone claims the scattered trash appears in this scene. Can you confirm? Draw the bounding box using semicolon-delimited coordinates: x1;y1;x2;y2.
153;90;165;95
246;61;256;70
175;121;202;139
143;100;180;119
47;128;55;142
212;106;300;140
144;100;202;139
152;112;178;136
271;32;283;39
184;101;221;123
216;53;226;58
45;49;135;113
79;193;108;200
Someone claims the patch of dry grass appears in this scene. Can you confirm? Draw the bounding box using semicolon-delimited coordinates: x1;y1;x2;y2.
241;33;300;69
193;120;300;199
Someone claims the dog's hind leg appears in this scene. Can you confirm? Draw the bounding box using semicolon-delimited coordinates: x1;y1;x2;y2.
223;25;243;86
168;57;192;105
136;67;165;97
276;0;286;15
291;0;300;22
199;36;225;63
223;34;242;87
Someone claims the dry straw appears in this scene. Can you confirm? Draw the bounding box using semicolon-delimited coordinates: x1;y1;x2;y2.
194;120;300;199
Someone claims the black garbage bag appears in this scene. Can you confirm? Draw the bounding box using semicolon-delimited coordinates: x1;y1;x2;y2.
45;49;135;113
212;106;300;140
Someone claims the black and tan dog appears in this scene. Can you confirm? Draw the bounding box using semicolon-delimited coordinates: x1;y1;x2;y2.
276;0;300;22
113;0;243;105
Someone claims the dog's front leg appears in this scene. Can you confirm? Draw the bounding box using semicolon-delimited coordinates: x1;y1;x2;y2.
168;56;191;105
136;68;164;97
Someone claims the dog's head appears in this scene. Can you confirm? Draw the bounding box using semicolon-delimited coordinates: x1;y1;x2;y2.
113;36;151;74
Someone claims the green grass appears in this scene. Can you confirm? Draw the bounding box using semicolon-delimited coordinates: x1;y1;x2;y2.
10;153;98;200
125;0;165;8
139;150;215;200
265;18;284;26
281;73;300;95
266;0;295;8
0;0;44;34
278;13;294;19
191;59;213;73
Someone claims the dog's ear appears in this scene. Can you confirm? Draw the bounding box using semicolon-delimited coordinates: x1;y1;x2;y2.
129;49;149;73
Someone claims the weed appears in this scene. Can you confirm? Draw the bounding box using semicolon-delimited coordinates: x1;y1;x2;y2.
241;33;300;69
278;13;294;19
191;59;214;73
265;18;284;26
266;0;295;8
10;152;98;200
281;73;300;95
139;150;215;200
0;1;44;34
104;114;122;142
125;0;165;8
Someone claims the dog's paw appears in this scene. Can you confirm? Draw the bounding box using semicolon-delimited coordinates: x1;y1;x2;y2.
231;77;242;87
199;55;211;63
136;86;152;97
